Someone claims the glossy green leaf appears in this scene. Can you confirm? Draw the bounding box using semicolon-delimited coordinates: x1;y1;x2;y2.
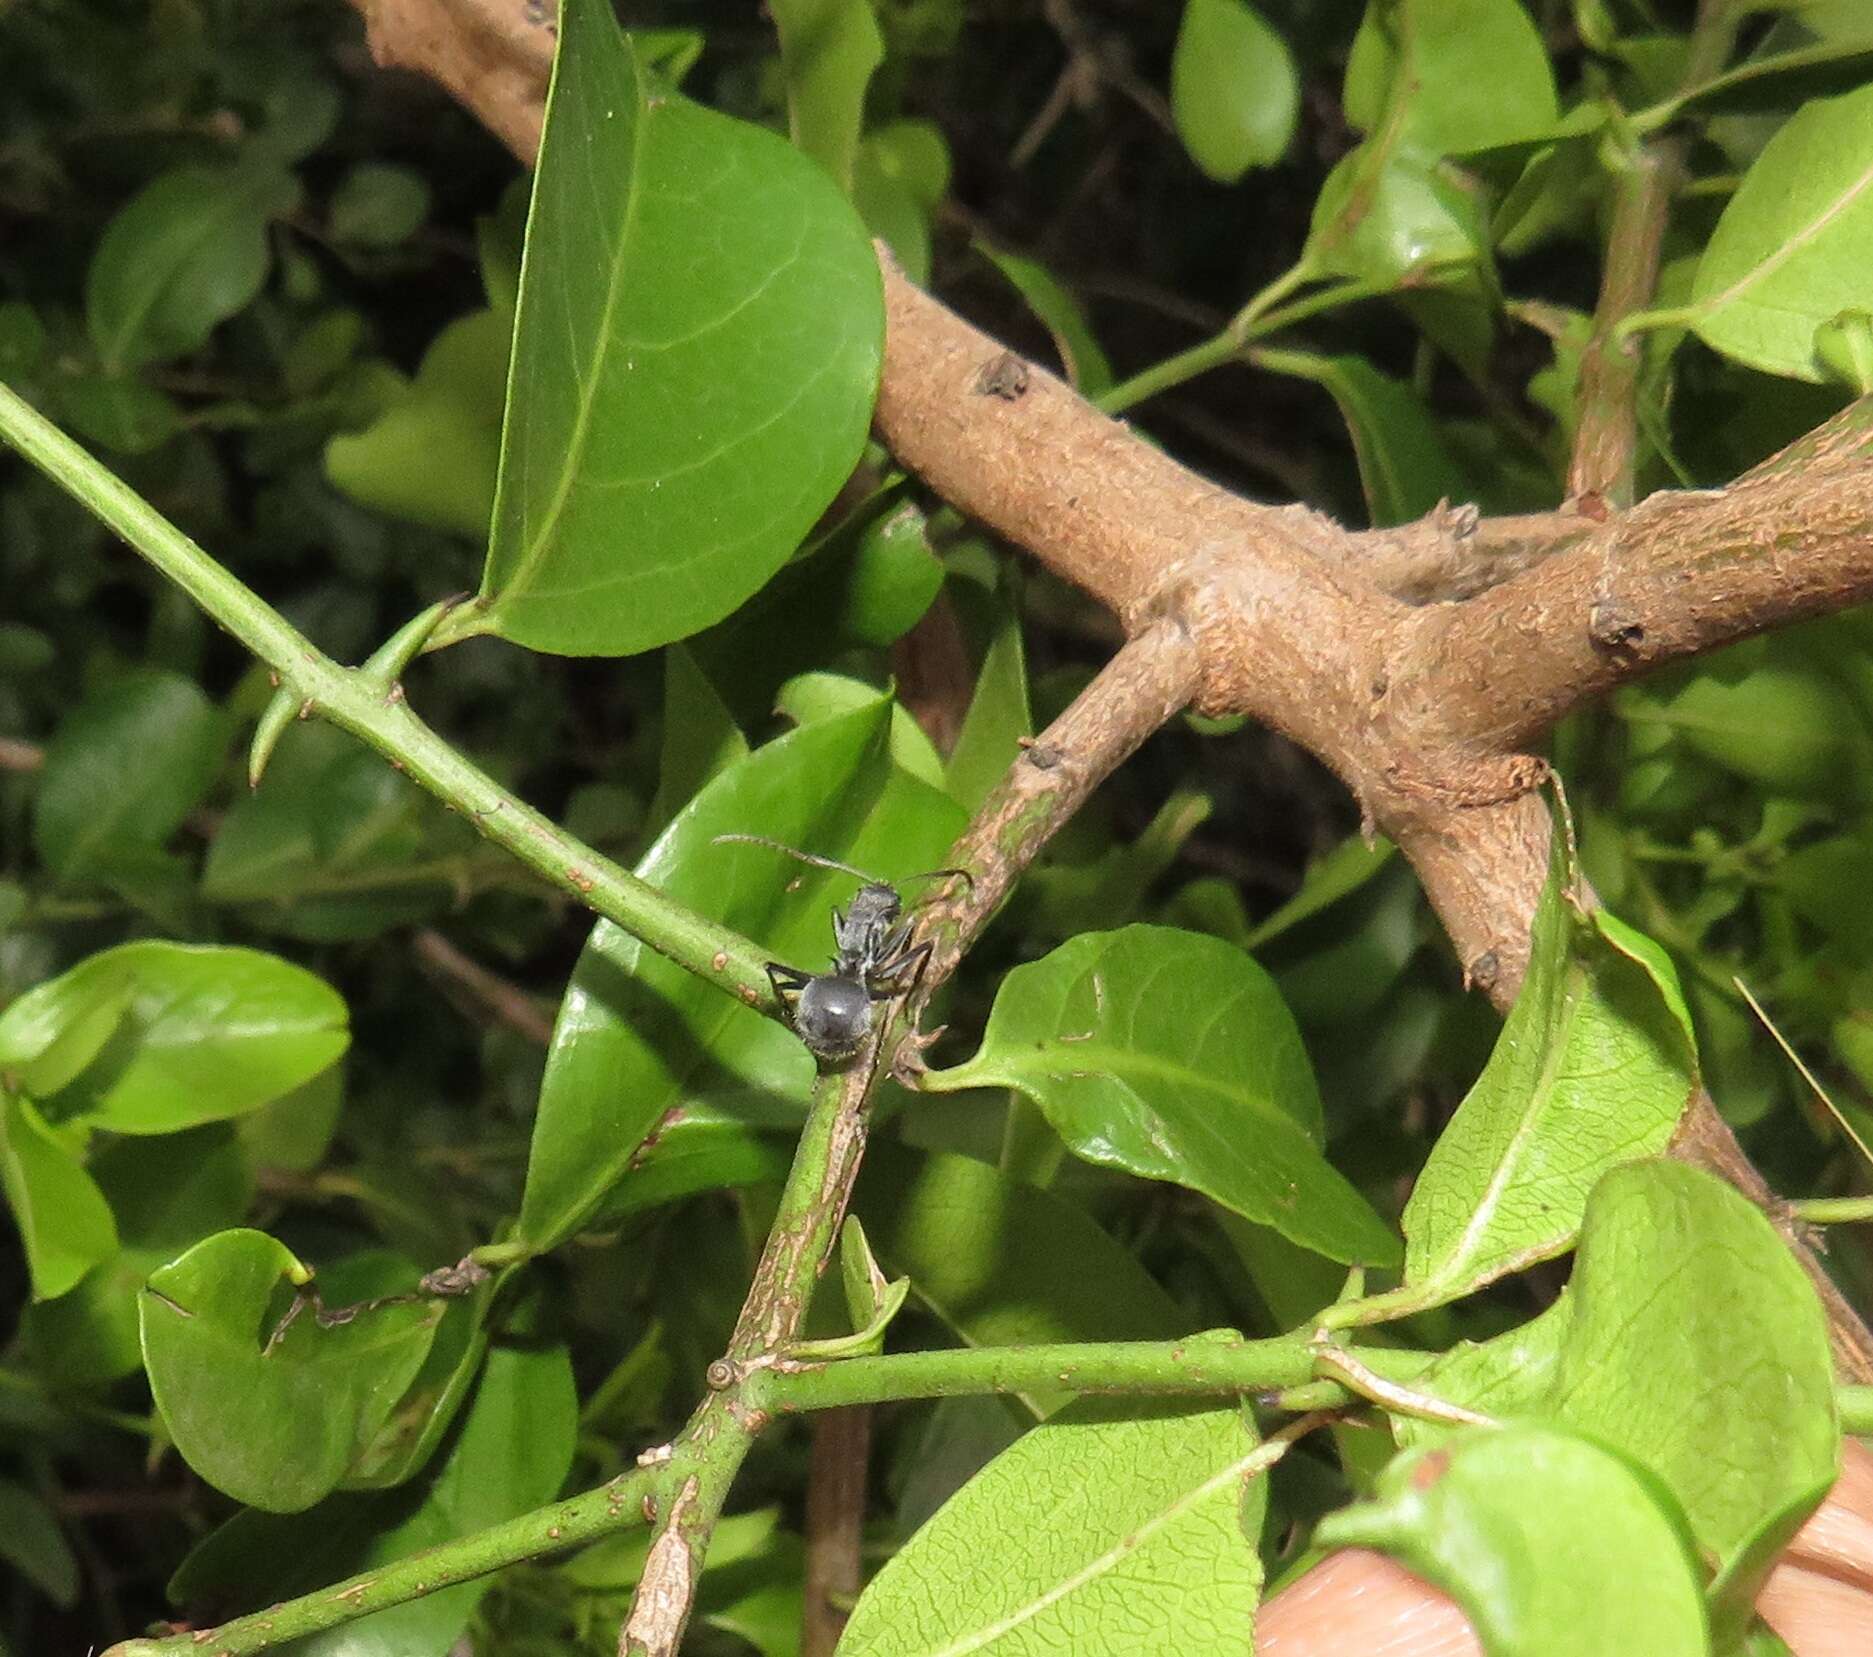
0;1091;117;1301
927;927;1400;1266
86;158;301;370
944;604;1031;813
771;0;883;190
834;496;946;647
1256;350;1470;526
518;700;965;1253
1341;0;1558;155
1171;0;1298;183
857;1146;1184;1417
839;1400;1264;1656
1312;0;1553;287
646;643;748;838
1316;1426;1708;1656
466;0;883;655
0;1477;78;1607
776;671;946;788
1546;1162;1837;1640
22;1126;252;1386
140;1229;441;1511
593;1102;793;1224
0;942;348;1134
167;1340;575;1653
324;309;510;541
31;670;225;882
1692;84;1873;381
1339;847;1696;1323
978;245;1113;394
1306;143;1493;288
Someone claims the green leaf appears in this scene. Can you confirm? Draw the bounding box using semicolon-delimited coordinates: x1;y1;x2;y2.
1171;0;1298;184
31;670;226;882
1546;1162;1837;1641
341;1282;494;1491
857;1146;1185;1417
324;309;511;541
1665;34;1873;121
776;671;946;788
1373;1294;1575;1449
0;1092;117;1301
770;0;884;190
0;1477;78;1607
203;722;470;940
977;246;1113;395
1338;846;1695;1323
594;1099;794;1224
1311;0;1554;288
1026;790;1212;941
1255;350;1470;526
838;1400;1265;1656
86;159;301;371
168;1339;575;1653
54;371;183;456
927;927;1400;1266
855;121;952;283
646;644;748;838
1306;143;1493;288
1341;0;1559;155
466;0;883;655
1691;83;1873;381
517;701;965;1253
21;1125;252;1386
328;161;430;248
944;604;1031;813
140;1229;442;1511
833;495;946;647
1316;1425;1708;1656
0;942;348;1134
1247;833;1397;949
1617;661;1870;798
1780;831;1873;950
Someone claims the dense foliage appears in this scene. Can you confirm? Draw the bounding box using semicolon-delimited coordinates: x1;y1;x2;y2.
3;1;1873;1653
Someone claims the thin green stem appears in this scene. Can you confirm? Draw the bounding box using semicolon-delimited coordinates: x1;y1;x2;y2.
1097;268;1385;415
104;1465;657;1657
746;1332;1322;1414
1790;1197;1873;1226
0;379;774;1011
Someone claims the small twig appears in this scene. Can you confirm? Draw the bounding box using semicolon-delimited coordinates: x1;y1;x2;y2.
412;926;555;1046
0;735;44;771
1568;1;1740;505
802;1408;872;1657
1310;1344;1495;1430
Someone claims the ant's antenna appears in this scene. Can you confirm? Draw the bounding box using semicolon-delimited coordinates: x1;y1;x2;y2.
712;834;878;884
712;834;974;893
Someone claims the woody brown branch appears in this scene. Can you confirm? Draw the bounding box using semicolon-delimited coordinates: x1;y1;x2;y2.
334;0;1873;1381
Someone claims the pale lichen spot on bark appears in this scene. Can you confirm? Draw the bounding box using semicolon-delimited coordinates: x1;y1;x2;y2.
618;1476;700;1657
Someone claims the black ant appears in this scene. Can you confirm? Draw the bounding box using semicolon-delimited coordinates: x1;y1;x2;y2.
712;835;971;1064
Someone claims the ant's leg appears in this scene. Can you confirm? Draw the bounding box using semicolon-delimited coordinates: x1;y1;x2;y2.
870;938;934;1002
768;962;812;1001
